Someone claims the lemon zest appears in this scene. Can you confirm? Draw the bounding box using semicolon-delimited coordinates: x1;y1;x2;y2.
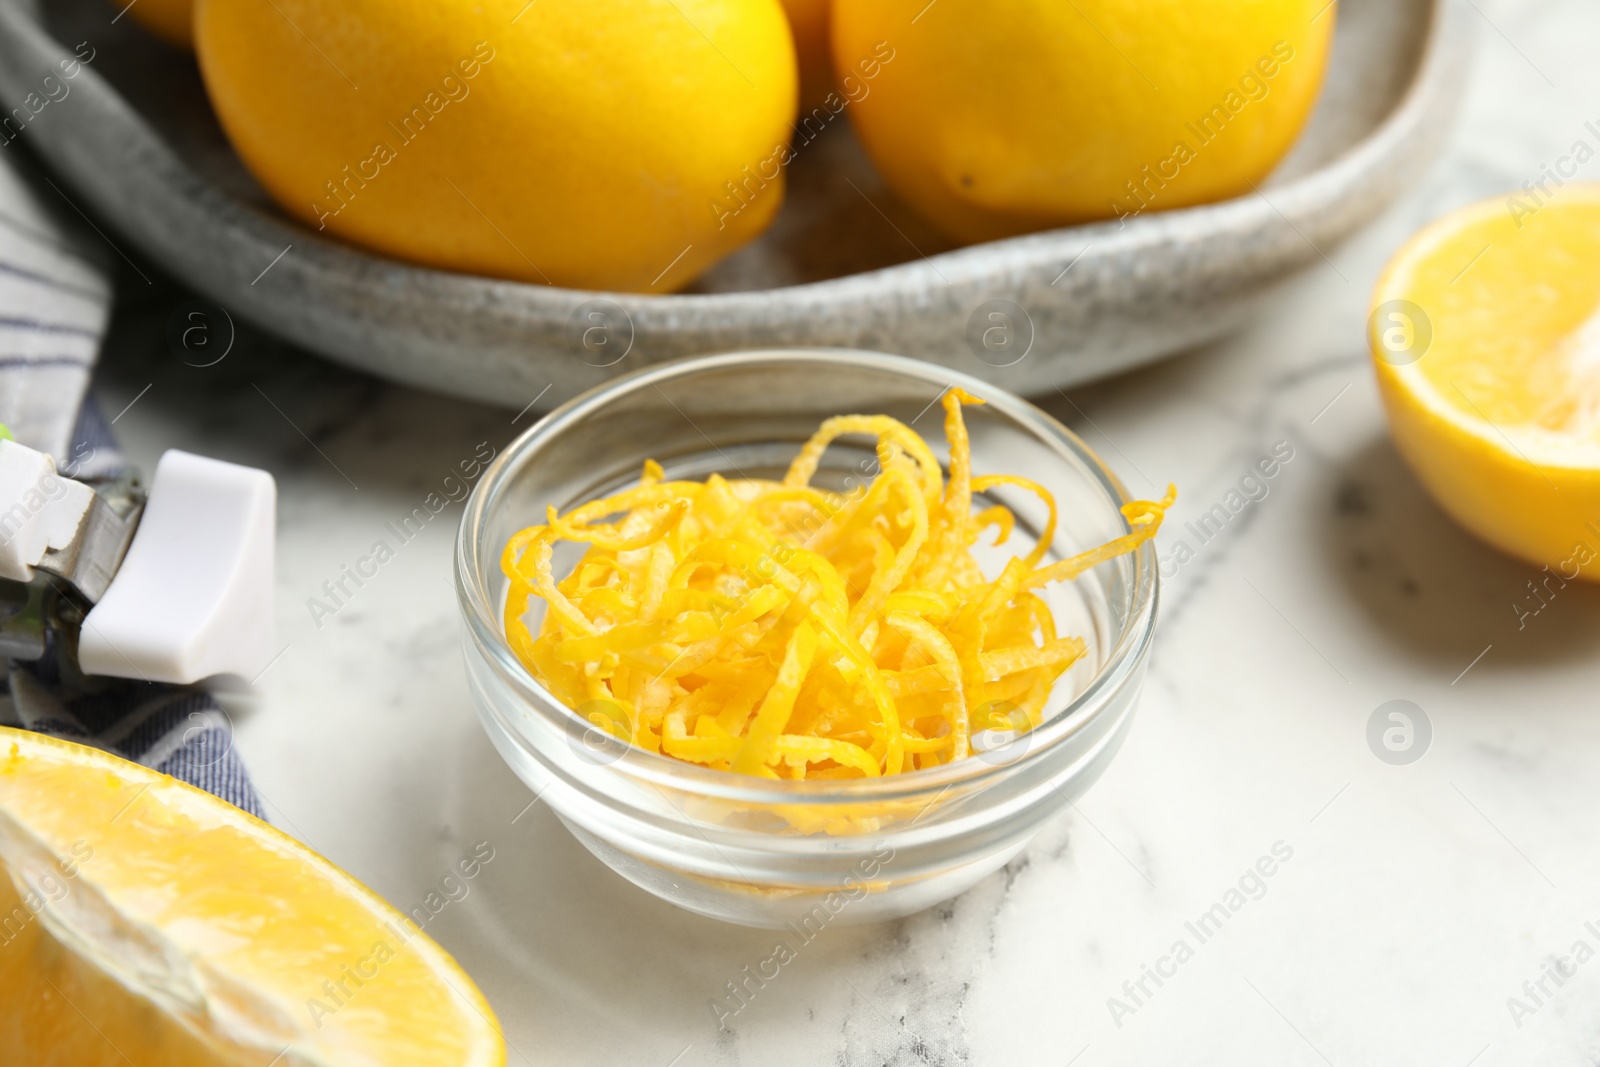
502;393;1173;781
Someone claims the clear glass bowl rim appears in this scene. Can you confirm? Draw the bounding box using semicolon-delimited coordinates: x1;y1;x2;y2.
455;349;1159;806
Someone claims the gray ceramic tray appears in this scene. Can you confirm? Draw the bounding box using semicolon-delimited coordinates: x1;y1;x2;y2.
0;0;1467;409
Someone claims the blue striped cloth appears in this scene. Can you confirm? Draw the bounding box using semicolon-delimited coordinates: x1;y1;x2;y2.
0;148;264;819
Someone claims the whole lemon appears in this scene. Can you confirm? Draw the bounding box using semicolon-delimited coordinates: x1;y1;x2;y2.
833;0;1334;243
195;0;797;291
780;0;834;109
119;0;193;49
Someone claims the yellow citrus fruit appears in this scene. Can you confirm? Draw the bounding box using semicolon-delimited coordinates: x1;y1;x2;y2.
120;0;194;49
194;0;797;292
779;0;834;109
1371;186;1600;581
832;0;1334;243
0;728;504;1066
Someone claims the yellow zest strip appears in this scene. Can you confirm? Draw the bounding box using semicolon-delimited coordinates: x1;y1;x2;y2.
970;504;1015;548
1023;486;1176;589
882;589;957;622
499;397;1174;789
847;468;929;634
782;414;943;502
938;389;983;550
899;733;954;754
771;735;881;777
521;531;599;636
886;611;969;760
638;542;675;621
917;389;984;590
803;448;918;559
971;474;1056;567
733;623;818;774
980;637;1088;681
662;709;739;763
549;499;688;552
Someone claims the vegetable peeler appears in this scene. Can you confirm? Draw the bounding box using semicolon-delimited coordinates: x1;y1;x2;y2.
0;438;275;686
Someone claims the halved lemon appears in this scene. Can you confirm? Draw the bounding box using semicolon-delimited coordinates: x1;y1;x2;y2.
1370;185;1600;579
0;727;504;1066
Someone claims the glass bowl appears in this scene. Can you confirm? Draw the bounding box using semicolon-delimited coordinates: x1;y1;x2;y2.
455;350;1158;928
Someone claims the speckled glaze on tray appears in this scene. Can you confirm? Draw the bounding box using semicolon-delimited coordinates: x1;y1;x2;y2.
0;0;1467;409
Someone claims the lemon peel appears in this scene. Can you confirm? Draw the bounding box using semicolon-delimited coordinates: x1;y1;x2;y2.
503;393;1173;779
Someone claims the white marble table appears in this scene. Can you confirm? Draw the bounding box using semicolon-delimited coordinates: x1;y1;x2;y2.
95;1;1600;1062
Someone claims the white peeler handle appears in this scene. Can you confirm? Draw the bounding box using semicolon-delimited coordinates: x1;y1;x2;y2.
78;451;276;685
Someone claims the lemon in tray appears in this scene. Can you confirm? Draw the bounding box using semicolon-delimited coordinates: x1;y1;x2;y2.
1370;185;1600;579
0;728;503;1066
194;0;798;292
833;0;1334;242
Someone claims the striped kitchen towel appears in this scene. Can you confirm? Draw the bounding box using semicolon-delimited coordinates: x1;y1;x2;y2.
0;149;109;461
0;147;265;818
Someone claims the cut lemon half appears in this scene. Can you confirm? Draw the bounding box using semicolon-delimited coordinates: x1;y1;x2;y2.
0;728;504;1066
1370;185;1600;578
